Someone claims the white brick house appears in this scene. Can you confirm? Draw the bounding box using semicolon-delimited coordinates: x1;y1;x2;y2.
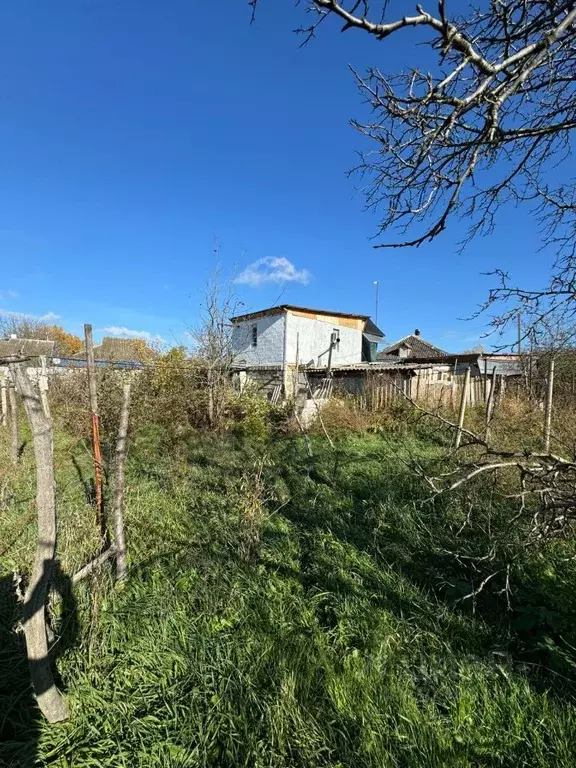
231;304;384;369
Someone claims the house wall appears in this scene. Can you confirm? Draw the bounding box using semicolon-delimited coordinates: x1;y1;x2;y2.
232;310;364;368
285;312;363;367
232;367;284;398
231;313;286;367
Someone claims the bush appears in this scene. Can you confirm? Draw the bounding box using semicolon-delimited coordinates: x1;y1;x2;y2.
227;388;275;442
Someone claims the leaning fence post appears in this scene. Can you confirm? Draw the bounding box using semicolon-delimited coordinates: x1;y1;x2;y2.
543;357;555;453
454;366;471;449
11;363;69;722
113;383;131;581
84;324;105;537
8;373;19;463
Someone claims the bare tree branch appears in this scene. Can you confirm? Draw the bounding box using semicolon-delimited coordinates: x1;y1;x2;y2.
252;1;576;339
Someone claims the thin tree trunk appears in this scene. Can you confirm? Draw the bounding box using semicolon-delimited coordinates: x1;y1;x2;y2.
207;367;215;428
11;364;69;722
8;376;19;464
543;357;555;453
113;383;131;581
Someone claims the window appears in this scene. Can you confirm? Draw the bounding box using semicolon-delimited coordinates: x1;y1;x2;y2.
251;324;257;348
437;371;443;381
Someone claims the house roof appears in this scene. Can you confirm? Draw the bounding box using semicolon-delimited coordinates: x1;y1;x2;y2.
91;337;157;363
307;361;438;373
231;304;371;323
378;333;448;360
363;318;385;339
0;337;55;361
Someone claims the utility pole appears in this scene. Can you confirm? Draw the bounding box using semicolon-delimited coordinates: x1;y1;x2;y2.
84;324;104;538
373;281;379;325
517;311;522;355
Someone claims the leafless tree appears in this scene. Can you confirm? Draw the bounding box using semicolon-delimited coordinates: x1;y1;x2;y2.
0;312;43;339
252;1;576;337
192;267;241;430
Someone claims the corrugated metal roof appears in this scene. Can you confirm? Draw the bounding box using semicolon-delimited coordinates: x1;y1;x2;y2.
0;338;55;360
307;362;437;373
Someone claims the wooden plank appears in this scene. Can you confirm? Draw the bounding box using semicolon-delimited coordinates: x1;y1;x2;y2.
288;309;364;330
455;366;471;449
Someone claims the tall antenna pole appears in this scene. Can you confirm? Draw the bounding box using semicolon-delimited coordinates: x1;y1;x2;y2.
373;281;379;325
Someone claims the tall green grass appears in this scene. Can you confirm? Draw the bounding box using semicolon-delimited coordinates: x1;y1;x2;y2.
2;429;576;767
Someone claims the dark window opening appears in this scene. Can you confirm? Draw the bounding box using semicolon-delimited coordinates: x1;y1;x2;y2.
362;336;378;362
251;324;257;348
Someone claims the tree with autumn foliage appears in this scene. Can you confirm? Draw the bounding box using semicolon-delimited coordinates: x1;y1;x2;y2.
0;313;83;357
38;325;83;357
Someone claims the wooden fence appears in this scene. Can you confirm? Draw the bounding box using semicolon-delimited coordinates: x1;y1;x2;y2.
353;368;492;412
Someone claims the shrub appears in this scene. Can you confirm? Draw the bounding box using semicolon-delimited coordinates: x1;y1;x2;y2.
227;388;274;442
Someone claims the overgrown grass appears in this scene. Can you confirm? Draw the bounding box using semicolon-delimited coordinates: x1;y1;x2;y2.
2;426;576;767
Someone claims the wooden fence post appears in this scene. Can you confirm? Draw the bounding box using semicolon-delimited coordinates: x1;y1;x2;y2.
39;356;50;419
113;383;131;581
543;357;555;453
454;366;471;449
8;374;19;463
84;324;104;536
12;364;69;722
0;375;6;426
485;366;497;441
451;359;458;410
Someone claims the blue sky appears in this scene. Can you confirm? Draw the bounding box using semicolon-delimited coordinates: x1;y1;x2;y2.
0;1;550;351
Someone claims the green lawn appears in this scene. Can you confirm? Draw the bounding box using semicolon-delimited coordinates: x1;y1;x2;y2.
2;428;576;767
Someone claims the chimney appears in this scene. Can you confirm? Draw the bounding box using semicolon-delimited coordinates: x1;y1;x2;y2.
414;328;421;337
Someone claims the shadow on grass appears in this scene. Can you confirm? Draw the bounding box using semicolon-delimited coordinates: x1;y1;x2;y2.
0;561;79;768
272;437;576;702
72;454;96;506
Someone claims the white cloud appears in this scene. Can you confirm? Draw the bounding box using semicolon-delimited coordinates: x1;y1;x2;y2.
234;257;311;287
0;289;19;301
39;311;60;323
103;325;165;344
0;308;60;323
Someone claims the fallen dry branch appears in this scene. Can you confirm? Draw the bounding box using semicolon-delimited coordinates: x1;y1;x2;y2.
71;546;116;585
389;378;576;540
